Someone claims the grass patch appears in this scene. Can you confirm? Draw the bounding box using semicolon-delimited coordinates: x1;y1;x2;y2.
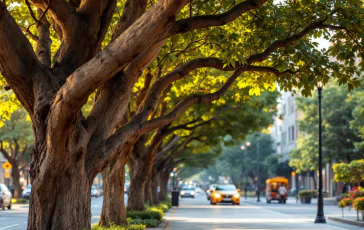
11;198;28;204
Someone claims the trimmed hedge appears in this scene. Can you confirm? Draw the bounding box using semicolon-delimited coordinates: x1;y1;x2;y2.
11;198;28;204
126;210;163;221
91;223;146;230
298;190;313;198
127;218;159;228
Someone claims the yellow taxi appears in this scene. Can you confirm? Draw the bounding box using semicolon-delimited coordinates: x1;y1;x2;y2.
209;184;240;205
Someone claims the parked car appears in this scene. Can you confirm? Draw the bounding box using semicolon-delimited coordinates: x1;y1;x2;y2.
0;184;12;210
22;184;32;199
91;185;100;198
180;186;195;198
124;183;130;194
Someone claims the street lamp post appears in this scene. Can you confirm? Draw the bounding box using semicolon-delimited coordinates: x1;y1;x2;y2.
256;138;260;202
241;142;250;200
315;82;326;223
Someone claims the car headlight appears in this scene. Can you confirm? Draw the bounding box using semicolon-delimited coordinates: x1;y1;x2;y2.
214;193;221;198
181;191;185;195
234;193;240;198
22;191;26;195
191;191;195;195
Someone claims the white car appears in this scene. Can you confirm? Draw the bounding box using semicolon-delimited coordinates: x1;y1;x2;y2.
180;187;195;198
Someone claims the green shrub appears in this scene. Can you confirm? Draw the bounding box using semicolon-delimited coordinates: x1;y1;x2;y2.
11;198;28;204
126;210;163;221
157;200;171;212
338;198;352;208
298;190;313;198
91;223;146;230
127;218;159;228
353;197;364;211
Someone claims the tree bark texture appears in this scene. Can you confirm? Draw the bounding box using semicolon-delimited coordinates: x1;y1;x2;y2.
159;171;169;201
11;163;22;198
151;171;160;205
28;162;91;230
99;155;128;226
127;156;148;211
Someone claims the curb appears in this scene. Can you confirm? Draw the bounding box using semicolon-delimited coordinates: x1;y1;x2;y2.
145;220;168;230
327;216;364;227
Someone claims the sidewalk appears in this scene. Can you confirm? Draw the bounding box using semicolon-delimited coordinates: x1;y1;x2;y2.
151;194;363;230
328;211;364;227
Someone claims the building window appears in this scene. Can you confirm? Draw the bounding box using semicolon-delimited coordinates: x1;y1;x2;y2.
282;131;287;145
288;126;295;142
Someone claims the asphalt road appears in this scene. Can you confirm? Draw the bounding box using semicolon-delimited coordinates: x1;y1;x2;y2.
165;193;362;230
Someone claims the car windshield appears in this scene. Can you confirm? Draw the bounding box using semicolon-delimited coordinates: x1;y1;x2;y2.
26;184;32;189
215;185;237;191
182;187;194;191
91;185;96;190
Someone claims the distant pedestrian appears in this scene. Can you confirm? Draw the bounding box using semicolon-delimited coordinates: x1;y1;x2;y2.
244;186;248;200
256;185;261;202
279;185;287;203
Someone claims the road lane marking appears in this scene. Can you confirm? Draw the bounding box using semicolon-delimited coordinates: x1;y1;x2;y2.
0;224;19;229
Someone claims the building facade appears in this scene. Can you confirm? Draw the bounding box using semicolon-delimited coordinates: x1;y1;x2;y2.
270;89;340;197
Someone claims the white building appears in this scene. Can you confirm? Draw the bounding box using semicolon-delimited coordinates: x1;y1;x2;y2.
270;89;342;197
270;90;300;161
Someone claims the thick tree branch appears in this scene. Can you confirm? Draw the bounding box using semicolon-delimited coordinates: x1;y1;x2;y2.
164;0;268;38
111;0;148;40
19;25;39;41
36;9;52;67
29;0;75;35
245;20;350;64
0;141;12;161
0;2;42;115
49;0;188;147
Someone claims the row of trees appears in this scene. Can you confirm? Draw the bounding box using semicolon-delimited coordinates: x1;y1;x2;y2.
0;0;363;229
289;80;364;180
197;133;291;189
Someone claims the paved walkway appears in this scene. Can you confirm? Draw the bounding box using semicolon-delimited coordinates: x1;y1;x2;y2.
163;194;363;229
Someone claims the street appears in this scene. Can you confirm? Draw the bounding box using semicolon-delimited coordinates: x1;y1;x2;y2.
0;193;362;230
165;193;363;230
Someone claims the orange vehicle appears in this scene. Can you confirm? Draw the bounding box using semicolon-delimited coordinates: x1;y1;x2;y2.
265;177;288;204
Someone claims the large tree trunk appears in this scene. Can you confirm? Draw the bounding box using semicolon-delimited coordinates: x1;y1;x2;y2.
11;161;22;198
28;162;91;230
99;156;128;226
159;171;168;201
127;157;148;211
144;178;153;206
152;171;159;205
